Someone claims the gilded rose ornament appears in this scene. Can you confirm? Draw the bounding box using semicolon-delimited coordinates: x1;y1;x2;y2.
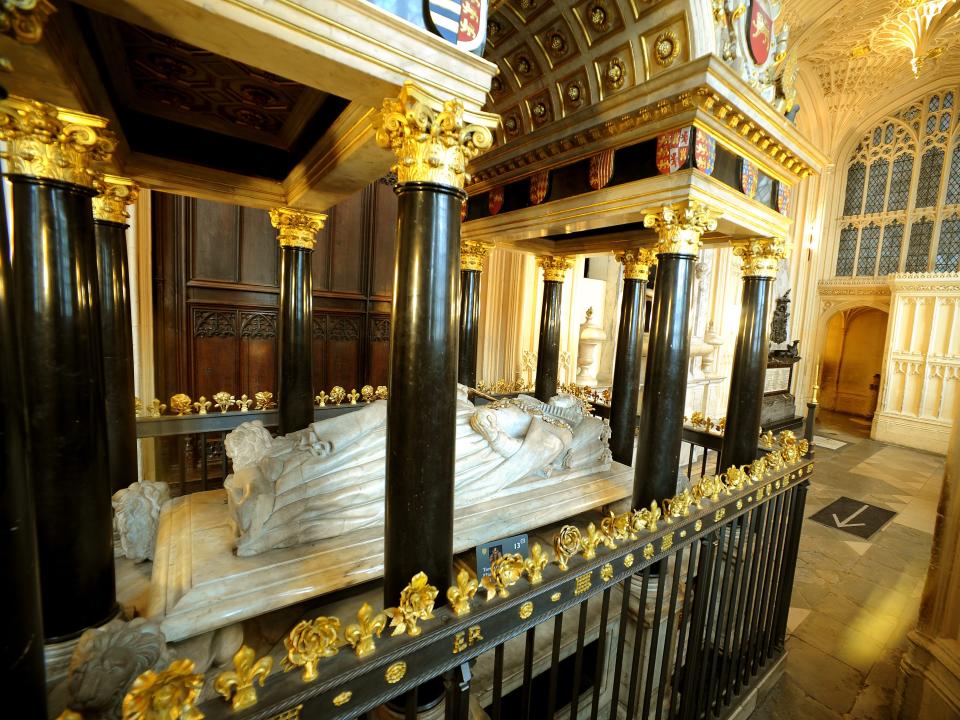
387;572;438;637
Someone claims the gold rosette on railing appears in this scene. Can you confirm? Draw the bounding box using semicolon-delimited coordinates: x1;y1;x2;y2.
481;553;524;600
387;572;438;637
553;525;582;571
282;616;340;682
122;659;204;720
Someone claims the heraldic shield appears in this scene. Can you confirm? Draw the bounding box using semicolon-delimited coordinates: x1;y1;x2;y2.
425;0;488;54
748;0;773;65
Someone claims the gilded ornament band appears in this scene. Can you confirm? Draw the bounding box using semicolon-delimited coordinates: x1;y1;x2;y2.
643;202;718;257
1;0;56;45
93;174;139;224
731;237;790;278
269;207;327;250
537;255;573;282
461;239;494;272
614;248;657;281
373;82;498;190
0;95;115;189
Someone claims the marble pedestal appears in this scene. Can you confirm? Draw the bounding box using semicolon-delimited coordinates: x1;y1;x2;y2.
148;463;632;642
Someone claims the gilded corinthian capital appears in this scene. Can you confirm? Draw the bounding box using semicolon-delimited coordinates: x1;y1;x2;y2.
461;239;494;271
374;83;498;190
269;207;327;250
614;248;657;281
1;0;56;45
537;255;573;282
643;202;718;256
93;175;139;224
0;96;115;189
731;237;790;278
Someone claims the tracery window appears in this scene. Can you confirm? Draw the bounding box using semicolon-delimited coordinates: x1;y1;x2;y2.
836;87;960;275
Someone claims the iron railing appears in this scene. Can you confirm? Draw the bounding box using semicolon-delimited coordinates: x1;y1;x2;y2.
191;438;812;720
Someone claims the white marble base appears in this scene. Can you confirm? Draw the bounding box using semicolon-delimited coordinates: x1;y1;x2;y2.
148;463;632;641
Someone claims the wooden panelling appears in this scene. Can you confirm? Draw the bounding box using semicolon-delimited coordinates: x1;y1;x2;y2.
153;180;398;406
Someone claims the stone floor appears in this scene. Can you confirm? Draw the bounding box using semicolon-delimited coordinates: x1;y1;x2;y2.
751;411;945;720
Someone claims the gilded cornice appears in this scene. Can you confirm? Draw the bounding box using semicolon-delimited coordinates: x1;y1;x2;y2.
614;248;657;281
374;83;498;191
460;239;494;272
466;56;827;194
93;174;139;224
269;207;327;250
644;202;718;257
1;0;56;45
537;255;573;282
0;96;115;189
731;237;790;278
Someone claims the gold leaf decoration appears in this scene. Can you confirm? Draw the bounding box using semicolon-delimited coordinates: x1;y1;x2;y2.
121;658;204;720
580;522;602;560
480;553;525;600
343;602;388;658
524;542;548;584
169;393;192;415
387;572;438;637
282;616;341;682
214;645;273;711
447;569;478;616
553;524;582;571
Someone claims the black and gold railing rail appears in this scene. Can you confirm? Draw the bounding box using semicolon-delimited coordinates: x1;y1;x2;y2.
110;433;812;720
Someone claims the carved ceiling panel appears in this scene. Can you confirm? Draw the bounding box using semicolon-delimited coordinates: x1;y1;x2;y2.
482;0;686;144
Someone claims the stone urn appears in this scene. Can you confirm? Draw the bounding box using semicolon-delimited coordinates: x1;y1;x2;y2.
576;307;607;387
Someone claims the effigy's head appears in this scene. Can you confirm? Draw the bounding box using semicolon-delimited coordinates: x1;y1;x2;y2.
471;399;534;443
225;421;274;470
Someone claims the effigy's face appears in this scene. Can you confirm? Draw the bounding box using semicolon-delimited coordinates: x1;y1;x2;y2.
225;421;274;470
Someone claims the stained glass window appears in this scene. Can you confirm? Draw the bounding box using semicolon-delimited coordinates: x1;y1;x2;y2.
905;219;933;272
946;92;955;109
873;127;882;145
935;216;960;272
941;112;951;131
887;154;914;211
930;95;941;112
885;124;894;143
947;144;960;205
916;148;945;207
843;162;866;216
879;222;904;274
864;159;889;213
836;226;858;276
926;115;937;134
857;224;881;275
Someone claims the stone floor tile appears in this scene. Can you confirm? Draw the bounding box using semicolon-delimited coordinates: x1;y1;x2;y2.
752;674;844;720
782;636;864;713
792;611;888;674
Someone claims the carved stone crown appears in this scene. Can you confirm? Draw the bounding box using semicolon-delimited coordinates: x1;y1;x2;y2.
732;237;790;278
374;83;498;191
538;255;574;282
461;239;494;272
0;96;116;189
269;207;327;250
614;248;657;281
93;174;139;224
643;202;718;256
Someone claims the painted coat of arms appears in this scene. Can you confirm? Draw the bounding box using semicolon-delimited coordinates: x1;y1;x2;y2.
426;0;488;53
694;131;716;176
776;182;792;215
488;186;504;215
740;159;759;199
656;127;691;175
748;0;773;65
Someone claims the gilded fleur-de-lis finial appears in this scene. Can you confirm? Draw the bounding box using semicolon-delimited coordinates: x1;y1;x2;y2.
169;393;192;416
282;616;341;682
147;399;166;417
524;543;548;584
134;397;142;417
329;386;346;406
214;645;273;711
254;391;275;410
213;391;234;413
347;388;360;405
387;572;438;637
361;385;375;403
480;553;524;600
343;602;388;658
315;392;328;407
121;659;204;720
553;525;582;571
237;394;253;412
193;396;211;415
580;523;603;560
447;569;478;616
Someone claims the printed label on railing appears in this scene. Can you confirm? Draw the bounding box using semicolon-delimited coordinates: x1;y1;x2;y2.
476;533;528;579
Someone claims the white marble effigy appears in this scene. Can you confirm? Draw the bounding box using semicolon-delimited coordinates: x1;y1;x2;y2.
148;462;633;642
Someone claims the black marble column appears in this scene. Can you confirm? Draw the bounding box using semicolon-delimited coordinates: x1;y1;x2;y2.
11;173;117;641
609;250;653;465
93;178;138;495
384;181;463;605
457;242;486;389
0;174;47;712
534;257;571;402
272;209;324;436
720;276;774;470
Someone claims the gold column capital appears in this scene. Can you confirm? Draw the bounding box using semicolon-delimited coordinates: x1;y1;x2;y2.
614;248;657;281
374;82;498;190
93;174;139;224
0;96;116;189
461;239;494;271
643;202;719;256
269;207;327;250
537;255;573;283
1;0;56;45
731;237;790;278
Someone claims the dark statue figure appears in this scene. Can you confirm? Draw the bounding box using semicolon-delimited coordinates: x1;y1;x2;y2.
769;289;790;346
